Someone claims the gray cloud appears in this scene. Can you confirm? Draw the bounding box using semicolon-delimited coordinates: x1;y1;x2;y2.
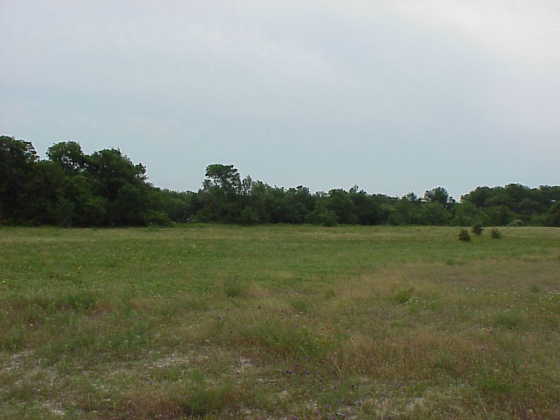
1;0;558;198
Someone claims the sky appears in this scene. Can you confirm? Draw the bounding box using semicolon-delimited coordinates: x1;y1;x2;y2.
1;0;559;199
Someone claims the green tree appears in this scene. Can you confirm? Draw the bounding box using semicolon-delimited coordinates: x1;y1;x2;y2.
0;136;38;222
546;202;560;227
47;141;86;174
424;187;451;207
203;164;241;196
85;149;150;225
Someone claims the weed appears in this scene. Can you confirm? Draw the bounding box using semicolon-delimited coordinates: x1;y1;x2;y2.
477;373;514;397
289;299;310;313
458;229;471;242
529;285;541;293
56;291;97;311
179;382;239;417
324;289;336;299
494;312;523;330
0;327;25;351
392;287;414;304
240;319;333;359
224;278;247;298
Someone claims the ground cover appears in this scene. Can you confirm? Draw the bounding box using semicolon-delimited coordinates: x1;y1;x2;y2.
1;225;559;419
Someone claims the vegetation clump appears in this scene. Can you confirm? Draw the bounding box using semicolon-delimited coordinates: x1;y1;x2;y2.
2;135;560;228
471;223;484;235
491;228;502;239
458;229;471;242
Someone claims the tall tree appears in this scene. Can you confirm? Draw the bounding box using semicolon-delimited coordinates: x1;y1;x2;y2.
0;136;38;221
47;141;86;174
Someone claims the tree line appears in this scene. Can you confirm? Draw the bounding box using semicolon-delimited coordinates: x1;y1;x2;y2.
1;135;559;227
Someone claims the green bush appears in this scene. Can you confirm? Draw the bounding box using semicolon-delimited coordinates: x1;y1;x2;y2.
239;207;259;225
242;320;333;359
223;278;247;298
471;223;484;235
315;209;338;227
144;210;173;226
458;229;471;242
490;228;502;239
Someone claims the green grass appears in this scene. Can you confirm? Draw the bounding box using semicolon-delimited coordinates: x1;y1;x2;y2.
1;224;560;419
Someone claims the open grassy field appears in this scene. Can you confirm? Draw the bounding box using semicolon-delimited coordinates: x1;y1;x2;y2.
1;224;560;419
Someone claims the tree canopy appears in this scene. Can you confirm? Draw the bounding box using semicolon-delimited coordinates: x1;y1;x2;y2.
1;135;559;227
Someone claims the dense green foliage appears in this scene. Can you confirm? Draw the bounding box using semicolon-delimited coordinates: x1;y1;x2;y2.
1;135;559;226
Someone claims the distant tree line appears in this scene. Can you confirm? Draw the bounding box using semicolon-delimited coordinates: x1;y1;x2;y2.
1;136;559;227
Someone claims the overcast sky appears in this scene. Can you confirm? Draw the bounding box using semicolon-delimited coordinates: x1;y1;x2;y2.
1;0;558;199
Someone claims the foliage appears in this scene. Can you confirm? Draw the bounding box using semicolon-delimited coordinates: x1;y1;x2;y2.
546;202;560;227
471;224;484;235
458;229;471;242
491;228;502;239
2;135;560;227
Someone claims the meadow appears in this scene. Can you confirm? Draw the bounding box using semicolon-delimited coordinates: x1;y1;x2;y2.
1;224;559;419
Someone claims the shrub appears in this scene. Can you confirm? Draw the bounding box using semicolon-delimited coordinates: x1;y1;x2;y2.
223;278;247;298
508;219;524;227
471;223;483;235
239;207;259;225
490;228;502;239
318;210;338;227
308;207;338;227
458;229;471;242
241;320;333;359
494;311;523;330
144;210;173;226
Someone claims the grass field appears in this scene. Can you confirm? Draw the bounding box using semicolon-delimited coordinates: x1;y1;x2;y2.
1;224;559;419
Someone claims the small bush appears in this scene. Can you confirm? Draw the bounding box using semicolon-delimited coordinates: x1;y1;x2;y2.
144;210;173;226
289;299;310;313
491;228;502;239
471;223;484;235
458;229;471;242
57;291;97;311
309;208;338;227
324;289;336;299
224;278;247;298
241;320;333;359
529;285;541;293
180;383;238;417
320;210;338;227
239;207;259;225
494;312;523;330
508;219;524;227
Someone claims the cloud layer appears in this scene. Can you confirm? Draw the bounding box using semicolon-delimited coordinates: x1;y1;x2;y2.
2;0;558;198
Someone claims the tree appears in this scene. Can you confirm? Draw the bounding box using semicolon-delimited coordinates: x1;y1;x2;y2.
47;141;86;174
326;189;357;224
451;201;488;226
21;160;67;225
546;202;560;227
0;136;38;221
197;164;243;223
85;149;149;225
203;164;241;196
424;187;451;207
